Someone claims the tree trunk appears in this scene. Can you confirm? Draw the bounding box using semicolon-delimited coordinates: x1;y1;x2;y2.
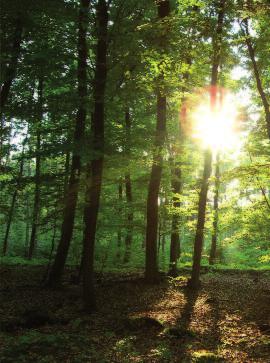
24;159;31;256
145;0;170;284
42;219;57;283
158;216;162;254
169;165;181;276
123;110;133;264
28;78;43;259
189;0;225;289
63;150;70;198
240;18;270;140
209;152;220;265
116;179;123;260
0;116;6;166
2;146;25;255
46;0;90;286
3;188;17;254
168;60;191;276
82;0;108;312
0;15;23;110
0;117;13;169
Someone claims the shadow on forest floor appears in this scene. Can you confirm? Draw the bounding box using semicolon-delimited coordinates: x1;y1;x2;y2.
0;265;270;362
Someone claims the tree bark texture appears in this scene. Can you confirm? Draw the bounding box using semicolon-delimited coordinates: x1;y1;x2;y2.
82;0;108;312
241;18;270;140
145;0;170;284
47;0;90;285
189;0;225;288
2;148;25;255
0;15;23;110
123;110;133;264
209;152;220;265
116;179;123;260
28;78;43;259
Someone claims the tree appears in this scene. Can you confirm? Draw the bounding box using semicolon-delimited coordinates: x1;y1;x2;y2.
46;0;90;285
28;77;43;259
169;157;182;276
145;0;170;284
240;18;270;140
2;141;26;255
0;14;23;110
82;0;108;312
209;152;220;265
189;0;226;288
123;109;133;264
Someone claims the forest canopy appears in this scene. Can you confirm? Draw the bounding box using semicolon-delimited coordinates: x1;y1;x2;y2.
1;0;270;304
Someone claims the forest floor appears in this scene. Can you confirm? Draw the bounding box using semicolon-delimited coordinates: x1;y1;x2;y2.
0;266;270;363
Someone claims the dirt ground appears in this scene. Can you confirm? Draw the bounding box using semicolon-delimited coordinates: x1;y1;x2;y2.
0;266;269;362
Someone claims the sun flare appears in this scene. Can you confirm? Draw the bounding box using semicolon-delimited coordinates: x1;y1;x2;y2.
192;91;239;151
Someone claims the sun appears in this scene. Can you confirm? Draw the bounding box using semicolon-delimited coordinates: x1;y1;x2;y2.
191;89;239;151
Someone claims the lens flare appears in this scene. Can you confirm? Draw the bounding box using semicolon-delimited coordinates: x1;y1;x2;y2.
191;89;239;151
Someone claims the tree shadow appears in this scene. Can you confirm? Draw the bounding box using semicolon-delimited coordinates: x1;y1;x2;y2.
163;284;223;362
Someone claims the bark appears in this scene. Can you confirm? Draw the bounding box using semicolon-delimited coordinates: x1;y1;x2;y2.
42;219;57;283
158;210;162;254
169;164;181;276
82;0;108;312
189;0;225;288
162;233;166;253
2;149;25;255
169;60;192;276
0;117;12;168
240;18;270;140
248;152;270;211
0;15;23;110
116;179;123;260
158;196;167;255
123;173;133;262
46;0;90;286
28;78;43;259
24;160;31;256
0;116;5;166
145;0;170;284
123;110;133;264
209;152;220;265
63;150;70;197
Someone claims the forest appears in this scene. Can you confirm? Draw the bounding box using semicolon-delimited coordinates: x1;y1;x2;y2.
0;0;270;362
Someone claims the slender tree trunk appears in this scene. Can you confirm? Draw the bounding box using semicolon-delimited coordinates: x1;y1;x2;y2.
49;221;57;261
162;233;166;253
209;152;220;265
189;0;225;288
0;117;12;168
169;165;181;276
248;152;270;211
24;160;31;256
189;149;212;286
145;0;170;284
63;150;70;197
42;219;57;283
0;15;23;110
123;110;133;264
240;18;270;139
169;60;191;276
46;0;90;286
82;0;108;312
2;158;24;255
28;78;43;259
2;193;17;255
0;116;5;166
158;216;162;253
116;179;123;260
